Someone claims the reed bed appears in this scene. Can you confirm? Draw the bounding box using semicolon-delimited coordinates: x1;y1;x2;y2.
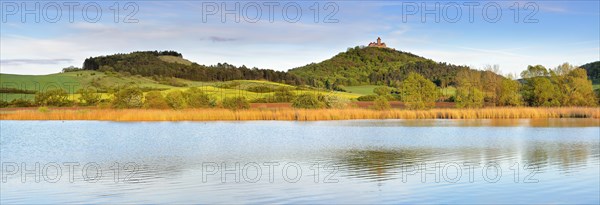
1;107;599;121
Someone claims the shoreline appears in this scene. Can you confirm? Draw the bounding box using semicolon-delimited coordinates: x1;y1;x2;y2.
1;107;599;121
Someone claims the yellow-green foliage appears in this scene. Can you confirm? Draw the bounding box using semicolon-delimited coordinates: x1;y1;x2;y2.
292;93;326;109
221;97;250;110
143;91;169;109
400;72;438;109
456;87;484;108
371;96;391;110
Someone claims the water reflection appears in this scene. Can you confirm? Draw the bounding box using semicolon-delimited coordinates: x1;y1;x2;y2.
334;149;432;182
332;141;598;182
1;120;599;204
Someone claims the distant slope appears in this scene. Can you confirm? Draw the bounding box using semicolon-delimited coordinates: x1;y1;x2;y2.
580;61;599;84
83;51;304;85
0;70;175;92
288;46;473;86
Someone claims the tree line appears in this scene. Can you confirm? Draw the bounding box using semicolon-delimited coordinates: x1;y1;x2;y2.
1;63;596;110
82;51;305;85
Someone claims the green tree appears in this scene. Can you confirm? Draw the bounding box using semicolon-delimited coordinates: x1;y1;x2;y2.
184;87;212;108
456;87;484;108
521;65;549;78
399;72;438;109
35;89;72;107
497;79;522;106
272;87;296;102
372;96;391;110
112;87;143;108
222;97;250;110
528;77;561;107
560;68;597;106
77;88;101;106
292;93;326;109
373;86;391;96
324;95;351;109
143;91;169;109
165;90;187;109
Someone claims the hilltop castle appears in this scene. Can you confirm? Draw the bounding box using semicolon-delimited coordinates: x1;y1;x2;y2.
368;37;387;48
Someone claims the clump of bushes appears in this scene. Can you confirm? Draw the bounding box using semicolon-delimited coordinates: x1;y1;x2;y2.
371;96;391;110
185;87;213;108
143;87;215;109
143;91;170;109
165;90;187;109
77;88;102;106
222;97;250;110
0;99;9;108
153;76;188;87
35;89;73;107
357;95;378;101
215;81;241;89
292;93;326;109
246;85;273;93
9;99;34;107
323;95;351;109
0;88;36;94
112;87;144;108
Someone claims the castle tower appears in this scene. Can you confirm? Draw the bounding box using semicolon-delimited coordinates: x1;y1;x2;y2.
368;37;387;48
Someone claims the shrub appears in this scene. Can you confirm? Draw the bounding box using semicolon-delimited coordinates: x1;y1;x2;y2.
272;87;296;102
37;106;50;113
371;96;391;110
246;85;273;93
165;90;187;109
35;89;73;107
0;88;36;94
112;87;143;108
222;97;250;110
292;93;326;109
0;99;8;108
216;81;241;89
78;88;102;106
357;95;378;101
373;86;391;96
143;91;169;109
10;98;34;107
324;95;351;109
184;87;213;108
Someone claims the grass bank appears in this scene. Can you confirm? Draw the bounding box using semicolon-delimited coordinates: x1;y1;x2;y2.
1;107;598;121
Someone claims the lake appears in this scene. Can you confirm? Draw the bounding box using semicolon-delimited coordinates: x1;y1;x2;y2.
1;119;599;204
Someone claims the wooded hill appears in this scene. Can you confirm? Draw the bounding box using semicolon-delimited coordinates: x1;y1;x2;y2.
581;61;600;84
288;46;499;87
82;51;305;85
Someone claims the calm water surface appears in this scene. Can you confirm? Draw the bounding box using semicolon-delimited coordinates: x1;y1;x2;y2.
1;119;599;204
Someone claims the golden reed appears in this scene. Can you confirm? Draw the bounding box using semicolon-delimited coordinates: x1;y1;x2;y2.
1;107;599;121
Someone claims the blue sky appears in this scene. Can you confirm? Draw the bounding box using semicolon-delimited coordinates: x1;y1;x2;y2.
1;0;599;75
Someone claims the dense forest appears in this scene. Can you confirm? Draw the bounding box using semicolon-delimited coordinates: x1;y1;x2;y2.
82;51;305;85
288;46;501;87
581;61;600;84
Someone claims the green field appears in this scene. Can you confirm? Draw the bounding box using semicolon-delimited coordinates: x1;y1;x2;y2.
593;84;599;90
0;71;360;102
345;85;390;95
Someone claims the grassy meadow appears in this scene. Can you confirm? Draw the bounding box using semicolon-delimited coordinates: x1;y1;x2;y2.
0;71;361;102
